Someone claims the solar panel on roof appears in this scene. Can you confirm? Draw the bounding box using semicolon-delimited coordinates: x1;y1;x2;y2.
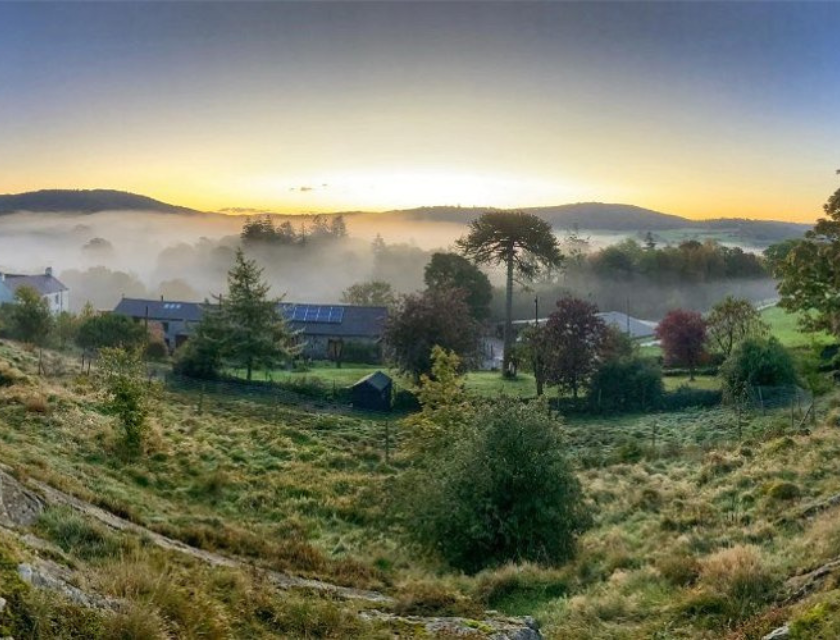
280;304;344;324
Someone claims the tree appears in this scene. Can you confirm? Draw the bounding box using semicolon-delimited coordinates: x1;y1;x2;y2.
330;215;348;238
97;347;151;454
656;309;707;379
401;347;475;457
707;296;768;358
406;397;590;573
456;211;563;375
588;356;664;414
341;281;396;307
219;248;297;381
76;313;147;353
10;286;53;346
773;186;840;336
720;337;797;401
424;252;492;320
384;287;479;380
543;297;608;399
173;304;227;379
518;325;551;396
54;311;80;351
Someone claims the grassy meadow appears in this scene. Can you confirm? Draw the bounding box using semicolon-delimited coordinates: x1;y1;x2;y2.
3;305;840;638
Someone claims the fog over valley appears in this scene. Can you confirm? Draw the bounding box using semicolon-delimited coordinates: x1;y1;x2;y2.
0;201;787;319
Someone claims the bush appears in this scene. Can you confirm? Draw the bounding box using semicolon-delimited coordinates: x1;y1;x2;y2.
405;397;590;573
695;545;779;622
660;387;722;411
588;356;664;413
340;340;382;365
763;481;801;501
721;337;798;401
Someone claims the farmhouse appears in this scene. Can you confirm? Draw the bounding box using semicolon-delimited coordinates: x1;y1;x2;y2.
0;268;70;313
113;298;203;351
112;298;388;360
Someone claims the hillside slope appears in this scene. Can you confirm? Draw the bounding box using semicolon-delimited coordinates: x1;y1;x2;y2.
3;339;840;638
0;189;199;215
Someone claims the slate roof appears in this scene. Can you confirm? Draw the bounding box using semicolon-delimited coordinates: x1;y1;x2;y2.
352;371;392;392
596;311;658;340
284;304;388;339
112;298;388;339
113;298;204;322
2;273;68;296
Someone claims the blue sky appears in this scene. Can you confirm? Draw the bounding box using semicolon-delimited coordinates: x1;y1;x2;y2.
1;2;838;220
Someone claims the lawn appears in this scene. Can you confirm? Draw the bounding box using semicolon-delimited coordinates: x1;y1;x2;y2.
761;304;834;349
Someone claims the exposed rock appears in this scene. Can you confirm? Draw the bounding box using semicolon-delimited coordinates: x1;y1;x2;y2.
0;470;43;528
8;470;539;637
0;596;6;613
798;493;840;520
361;611;542;639
17;560;120;611
785;557;840;603
762;625;790;640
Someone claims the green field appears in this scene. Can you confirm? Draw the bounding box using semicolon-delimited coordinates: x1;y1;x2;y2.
761;305;833;349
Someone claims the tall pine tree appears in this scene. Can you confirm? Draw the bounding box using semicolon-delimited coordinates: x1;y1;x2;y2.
221;248;296;381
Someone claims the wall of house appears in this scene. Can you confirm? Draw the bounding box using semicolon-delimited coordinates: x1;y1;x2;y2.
298;335;381;361
46;290;69;314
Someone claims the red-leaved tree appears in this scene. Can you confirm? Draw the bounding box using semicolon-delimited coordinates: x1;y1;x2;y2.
384;287;480;381
655;309;707;379
544;297;608;399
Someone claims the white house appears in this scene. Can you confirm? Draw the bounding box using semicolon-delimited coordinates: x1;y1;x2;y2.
0;267;70;314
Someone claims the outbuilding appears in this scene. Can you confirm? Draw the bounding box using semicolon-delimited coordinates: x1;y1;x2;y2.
350;371;393;412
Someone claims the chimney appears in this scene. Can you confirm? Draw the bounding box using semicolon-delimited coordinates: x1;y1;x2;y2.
45;266;53;277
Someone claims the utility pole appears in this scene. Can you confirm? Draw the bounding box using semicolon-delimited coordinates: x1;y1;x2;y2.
534;296;539;327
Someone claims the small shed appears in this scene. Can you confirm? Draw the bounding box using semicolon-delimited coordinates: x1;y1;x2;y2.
351;371;393;412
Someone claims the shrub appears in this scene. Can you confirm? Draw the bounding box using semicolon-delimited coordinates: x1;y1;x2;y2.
656;551;700;586
404;397;590;573
764;481;801;501
340;340;382;365
393;581;482;618
97;347;151;454
23;394;48;414
695;545;779;621
588;356;664;413
721;337;798;401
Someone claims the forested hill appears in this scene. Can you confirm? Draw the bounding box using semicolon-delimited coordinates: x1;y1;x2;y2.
0;189;199;215
386;203;811;239
388;202;692;230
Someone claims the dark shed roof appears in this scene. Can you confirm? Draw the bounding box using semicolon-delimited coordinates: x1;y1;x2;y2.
114;298;204;322
352;371;392;392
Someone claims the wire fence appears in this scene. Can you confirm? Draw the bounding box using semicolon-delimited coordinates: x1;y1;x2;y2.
37;349;823;469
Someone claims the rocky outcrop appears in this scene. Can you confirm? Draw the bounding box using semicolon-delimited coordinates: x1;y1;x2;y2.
0;469;43;528
17;560;121;611
762;624;790;640
360;611;542;639
0;466;543;638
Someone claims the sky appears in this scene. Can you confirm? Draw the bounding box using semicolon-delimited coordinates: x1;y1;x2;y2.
1;2;839;222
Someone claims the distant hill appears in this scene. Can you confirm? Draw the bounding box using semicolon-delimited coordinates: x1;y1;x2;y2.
0;189;199;215
377;203;810;243
0;189;810;244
